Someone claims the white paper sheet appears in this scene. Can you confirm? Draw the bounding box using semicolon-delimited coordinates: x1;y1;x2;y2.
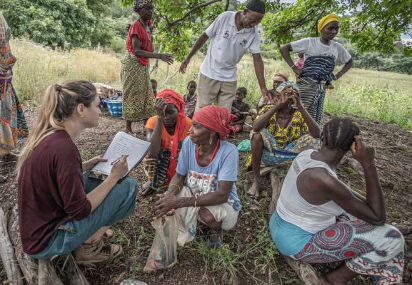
92;131;151;177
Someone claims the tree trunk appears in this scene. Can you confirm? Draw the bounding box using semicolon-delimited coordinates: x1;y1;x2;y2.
0;207;24;285
267;169;283;217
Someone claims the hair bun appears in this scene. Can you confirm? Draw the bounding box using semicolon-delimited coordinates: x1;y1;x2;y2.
55;84;62;92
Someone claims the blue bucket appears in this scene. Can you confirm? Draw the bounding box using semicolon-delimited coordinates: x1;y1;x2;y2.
106;97;123;117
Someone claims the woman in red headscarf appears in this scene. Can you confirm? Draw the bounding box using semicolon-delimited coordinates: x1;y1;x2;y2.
142;89;192;196
153;106;241;247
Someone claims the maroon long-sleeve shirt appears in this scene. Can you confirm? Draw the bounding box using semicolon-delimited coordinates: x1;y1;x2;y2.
18;131;92;255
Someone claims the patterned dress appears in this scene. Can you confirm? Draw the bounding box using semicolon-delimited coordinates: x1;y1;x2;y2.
0;12;28;156
121;20;155;121
246;105;319;167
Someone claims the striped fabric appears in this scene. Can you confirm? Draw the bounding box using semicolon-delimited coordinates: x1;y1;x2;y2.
143;149;171;191
301;55;335;83
298;55;336;125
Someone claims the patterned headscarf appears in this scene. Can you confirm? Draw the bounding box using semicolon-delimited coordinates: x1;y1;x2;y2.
133;0;153;11
276;82;299;93
318;14;340;33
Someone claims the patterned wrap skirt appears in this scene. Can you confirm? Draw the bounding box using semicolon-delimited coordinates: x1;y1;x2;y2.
0;71;28;156
293;215;405;285
121;52;155;121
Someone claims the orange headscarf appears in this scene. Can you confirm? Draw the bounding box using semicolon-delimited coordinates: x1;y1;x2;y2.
156;89;186;180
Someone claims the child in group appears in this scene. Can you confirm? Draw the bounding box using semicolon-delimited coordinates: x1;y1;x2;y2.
183;81;197;119
151;79;158;97
231;87;250;134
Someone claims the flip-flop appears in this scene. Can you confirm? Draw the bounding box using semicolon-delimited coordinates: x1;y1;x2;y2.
206;237;222;248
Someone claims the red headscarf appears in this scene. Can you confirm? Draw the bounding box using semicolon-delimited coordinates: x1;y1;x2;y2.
156;89;186;180
192;105;237;140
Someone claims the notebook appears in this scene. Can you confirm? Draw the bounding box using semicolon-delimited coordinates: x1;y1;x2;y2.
90;131;151;180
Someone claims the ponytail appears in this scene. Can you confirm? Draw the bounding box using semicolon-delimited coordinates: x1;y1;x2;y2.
16;80;96;176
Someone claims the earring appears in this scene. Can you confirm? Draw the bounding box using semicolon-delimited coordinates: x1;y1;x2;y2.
209;137;213;145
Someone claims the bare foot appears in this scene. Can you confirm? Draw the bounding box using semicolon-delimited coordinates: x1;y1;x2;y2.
141;181;156;196
125;128;133;134
395;224;412;236
247;178;260;198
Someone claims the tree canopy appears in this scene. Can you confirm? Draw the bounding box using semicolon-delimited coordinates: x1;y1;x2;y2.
1;0;411;57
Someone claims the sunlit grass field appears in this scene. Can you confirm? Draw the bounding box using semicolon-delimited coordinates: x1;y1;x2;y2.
11;39;412;129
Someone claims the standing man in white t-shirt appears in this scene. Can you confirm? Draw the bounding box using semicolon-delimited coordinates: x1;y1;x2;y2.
179;0;270;111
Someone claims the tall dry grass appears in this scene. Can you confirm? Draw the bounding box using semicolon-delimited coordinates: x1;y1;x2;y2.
11;39;412;128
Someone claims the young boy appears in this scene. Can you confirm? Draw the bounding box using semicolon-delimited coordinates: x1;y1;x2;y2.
231;87;250;134
183;81;197;119
151;79;157;97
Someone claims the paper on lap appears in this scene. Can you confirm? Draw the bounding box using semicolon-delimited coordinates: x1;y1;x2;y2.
92;131;151;177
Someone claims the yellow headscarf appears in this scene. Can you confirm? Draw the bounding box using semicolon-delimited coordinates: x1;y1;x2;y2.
318;14;340;33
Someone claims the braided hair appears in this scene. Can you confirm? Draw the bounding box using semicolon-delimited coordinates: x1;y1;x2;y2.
323;118;360;151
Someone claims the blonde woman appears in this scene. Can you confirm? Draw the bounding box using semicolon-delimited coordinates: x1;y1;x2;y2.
17;81;138;265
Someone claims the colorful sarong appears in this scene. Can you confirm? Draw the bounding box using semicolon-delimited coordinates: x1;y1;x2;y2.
143;148;171;191
298;55;336;125
0;73;28;156
245;130;320;168
293;216;405;285
121;52;155;121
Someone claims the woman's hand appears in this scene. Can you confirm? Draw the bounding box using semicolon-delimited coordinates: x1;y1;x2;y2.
292;65;303;76
291;91;303;110
152;193;181;219
160;53;174;65
110;155;129;181
83;156;108;171
350;136;375;168
155;98;167;118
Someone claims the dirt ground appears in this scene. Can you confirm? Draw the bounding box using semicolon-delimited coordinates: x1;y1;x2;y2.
1;108;411;285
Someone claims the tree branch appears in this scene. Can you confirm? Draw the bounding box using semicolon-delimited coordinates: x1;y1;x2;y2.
225;0;230;11
165;0;222;29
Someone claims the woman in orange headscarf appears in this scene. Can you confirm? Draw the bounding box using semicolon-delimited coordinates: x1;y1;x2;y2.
142;89;192;196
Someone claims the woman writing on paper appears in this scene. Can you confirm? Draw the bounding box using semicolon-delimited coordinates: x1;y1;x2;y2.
17;81;138;265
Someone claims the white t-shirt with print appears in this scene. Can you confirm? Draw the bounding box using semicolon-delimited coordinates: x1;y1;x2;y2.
200;11;261;82
291;37;351;64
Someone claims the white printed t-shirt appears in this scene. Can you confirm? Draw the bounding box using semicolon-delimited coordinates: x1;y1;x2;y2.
200;11;261;82
291;37;351;64
176;137;241;211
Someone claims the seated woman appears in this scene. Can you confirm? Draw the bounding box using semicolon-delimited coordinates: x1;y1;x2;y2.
270;118;405;285
248;82;321;198
17;81;138;265
153;105;240;247
142;89;192;196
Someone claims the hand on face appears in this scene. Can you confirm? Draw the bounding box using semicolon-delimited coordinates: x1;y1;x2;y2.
155;98;167;118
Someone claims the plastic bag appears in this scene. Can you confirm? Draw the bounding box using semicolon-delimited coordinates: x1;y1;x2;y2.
143;215;179;272
237;139;251;152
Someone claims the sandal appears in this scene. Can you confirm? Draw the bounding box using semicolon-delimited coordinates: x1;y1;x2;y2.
206;232;223;248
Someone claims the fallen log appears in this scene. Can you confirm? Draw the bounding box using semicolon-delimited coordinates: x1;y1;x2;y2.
3;205;90;285
0;207;24;285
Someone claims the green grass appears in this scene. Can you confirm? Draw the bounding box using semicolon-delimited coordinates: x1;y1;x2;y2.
11;39;412;129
